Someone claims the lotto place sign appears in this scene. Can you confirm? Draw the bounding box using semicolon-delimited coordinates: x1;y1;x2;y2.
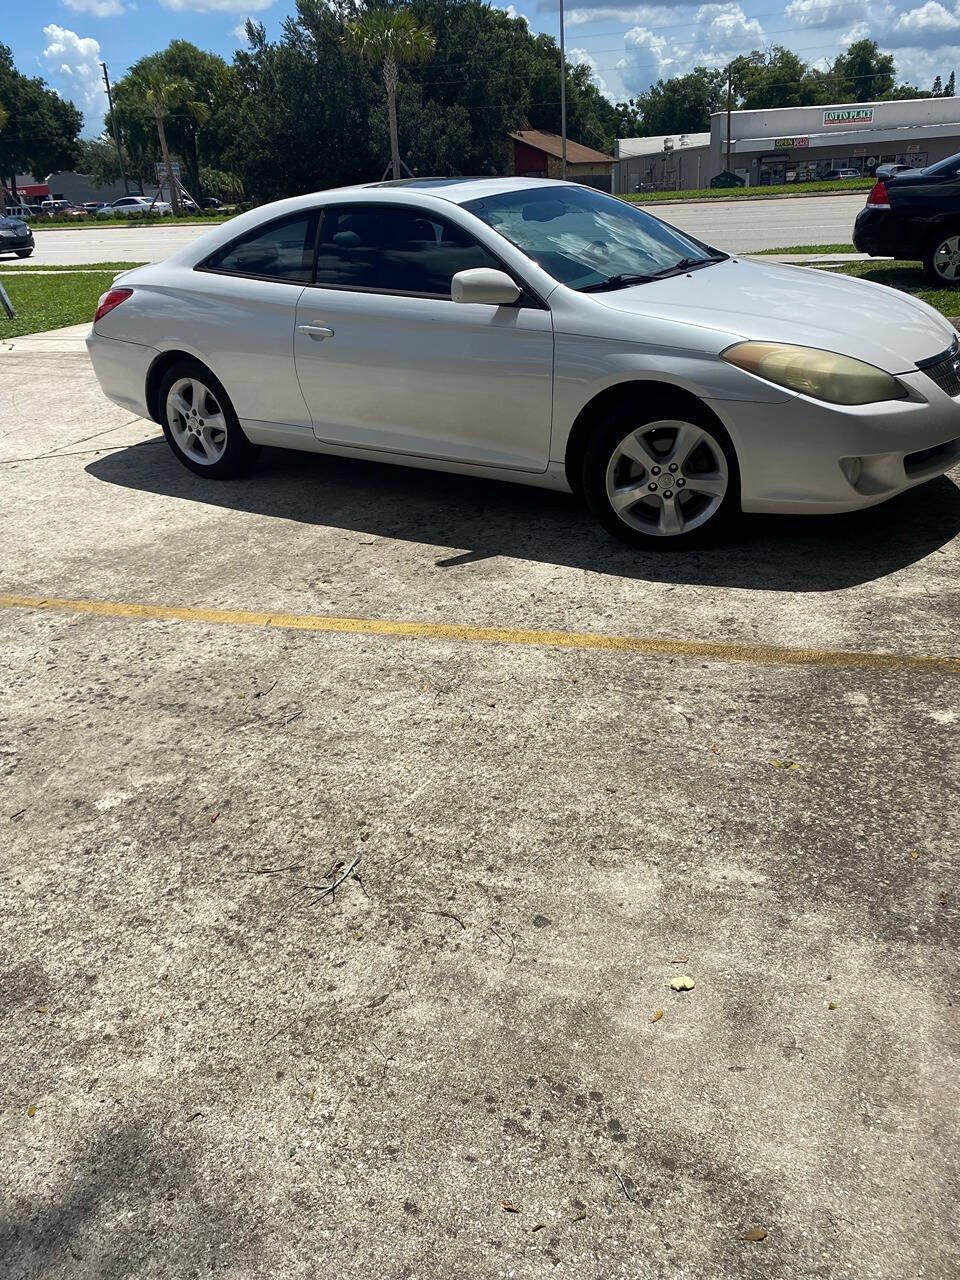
823;108;874;127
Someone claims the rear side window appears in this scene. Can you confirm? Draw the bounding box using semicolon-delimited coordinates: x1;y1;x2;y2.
205;211;320;282
313;204;502;296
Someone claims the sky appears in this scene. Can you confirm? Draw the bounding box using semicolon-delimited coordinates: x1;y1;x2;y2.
6;0;960;138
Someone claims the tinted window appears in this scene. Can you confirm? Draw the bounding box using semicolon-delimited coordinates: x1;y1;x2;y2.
313;204;502;296
206;211;320;282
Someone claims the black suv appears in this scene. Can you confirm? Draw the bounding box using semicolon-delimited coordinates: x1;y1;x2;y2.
854;151;960;285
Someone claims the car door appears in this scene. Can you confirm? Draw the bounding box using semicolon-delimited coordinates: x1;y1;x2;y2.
293;203;554;472
188;207;320;431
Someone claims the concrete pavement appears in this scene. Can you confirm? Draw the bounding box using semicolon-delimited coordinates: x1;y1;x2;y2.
10;193;867;266
1;325;958;1280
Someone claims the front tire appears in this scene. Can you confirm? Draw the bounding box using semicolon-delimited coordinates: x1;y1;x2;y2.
158;358;260;479
583;408;739;550
15;249;33;258
923;230;960;286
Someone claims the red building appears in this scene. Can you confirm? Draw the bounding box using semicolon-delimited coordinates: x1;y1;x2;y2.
507;130;614;191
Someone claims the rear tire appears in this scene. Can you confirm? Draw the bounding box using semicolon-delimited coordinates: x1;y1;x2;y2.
923;230;960;286
158;358;260;479
582;404;739;550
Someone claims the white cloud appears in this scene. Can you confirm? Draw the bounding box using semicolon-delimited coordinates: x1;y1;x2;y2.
160;0;273;11
570;46;617;100
622;25;675;80
41;24;104;121
690;2;764;58
896;0;960;30
502;3;529;21
61;0;127;15
232;16;251;37
783;0;866;26
887;0;960;44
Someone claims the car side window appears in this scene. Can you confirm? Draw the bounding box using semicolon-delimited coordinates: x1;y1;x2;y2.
204;210;320;283
313;204;504;297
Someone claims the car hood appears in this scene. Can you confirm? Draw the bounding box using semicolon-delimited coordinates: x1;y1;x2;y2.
592;256;955;372
0;217;27;230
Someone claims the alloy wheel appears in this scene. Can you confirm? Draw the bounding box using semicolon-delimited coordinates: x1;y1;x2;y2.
604;418;729;537
933;235;960;282
166;377;229;465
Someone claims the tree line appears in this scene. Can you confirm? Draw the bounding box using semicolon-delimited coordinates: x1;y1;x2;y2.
1;2;956;209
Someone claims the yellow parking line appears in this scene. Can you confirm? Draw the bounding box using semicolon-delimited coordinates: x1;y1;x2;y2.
0;591;958;674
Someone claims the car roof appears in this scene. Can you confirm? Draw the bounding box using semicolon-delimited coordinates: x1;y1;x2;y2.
353;176;574;205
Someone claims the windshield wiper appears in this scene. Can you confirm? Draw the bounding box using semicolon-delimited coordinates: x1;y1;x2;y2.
650;254;727;279
579;255;727;292
579;273;655;293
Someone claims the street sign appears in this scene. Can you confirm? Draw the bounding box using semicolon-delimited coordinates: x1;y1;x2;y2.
154;161;181;181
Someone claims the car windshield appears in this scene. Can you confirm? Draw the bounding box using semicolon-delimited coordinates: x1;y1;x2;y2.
463;184;725;291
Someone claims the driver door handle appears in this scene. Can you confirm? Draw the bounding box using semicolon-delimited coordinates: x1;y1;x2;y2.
298;323;335;340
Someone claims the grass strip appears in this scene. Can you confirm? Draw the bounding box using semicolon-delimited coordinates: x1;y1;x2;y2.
0;269;121;337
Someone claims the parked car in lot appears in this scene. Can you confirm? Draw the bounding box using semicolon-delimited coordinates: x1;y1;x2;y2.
87;178;960;548
96;196;173;218
822;168;861;180
0;214;34;258
3;203;39;221
854;151;960;284
201;197;223;209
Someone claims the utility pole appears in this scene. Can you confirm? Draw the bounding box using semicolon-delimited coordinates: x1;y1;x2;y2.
559;0;568;179
725;63;733;174
101;61;131;195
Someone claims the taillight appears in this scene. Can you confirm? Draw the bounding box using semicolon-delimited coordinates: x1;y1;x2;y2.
865;180;890;209
94;287;133;323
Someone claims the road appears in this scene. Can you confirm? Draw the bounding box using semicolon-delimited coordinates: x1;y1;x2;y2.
16;193;865;265
1;322;958;1279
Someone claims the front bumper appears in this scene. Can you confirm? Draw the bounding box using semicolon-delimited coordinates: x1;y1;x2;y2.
0;232;33;252
708;367;960;514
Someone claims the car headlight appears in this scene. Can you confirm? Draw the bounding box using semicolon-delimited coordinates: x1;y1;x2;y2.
721;341;907;405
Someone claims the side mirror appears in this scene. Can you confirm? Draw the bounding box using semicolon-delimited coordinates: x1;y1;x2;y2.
451;268;521;306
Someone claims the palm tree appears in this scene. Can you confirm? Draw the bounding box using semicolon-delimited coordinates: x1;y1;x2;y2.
343;9;435;181
127;70;209;214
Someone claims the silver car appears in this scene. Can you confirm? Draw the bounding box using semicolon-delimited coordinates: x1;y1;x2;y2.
87;178;960;548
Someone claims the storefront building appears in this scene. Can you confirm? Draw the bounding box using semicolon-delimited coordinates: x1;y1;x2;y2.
707;96;960;186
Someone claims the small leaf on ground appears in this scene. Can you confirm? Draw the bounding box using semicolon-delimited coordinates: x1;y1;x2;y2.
670;975;696;991
743;1227;768;1242
910;850;920;860
531;1223;546;1232
769;759;800;770
828;1001;839;1010
26;1105;36;1117
650;1009;663;1022
572;1211;587;1222
501;1201;520;1213
670;955;689;964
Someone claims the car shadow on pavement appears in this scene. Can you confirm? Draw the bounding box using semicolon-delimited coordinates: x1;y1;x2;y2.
86;440;960;591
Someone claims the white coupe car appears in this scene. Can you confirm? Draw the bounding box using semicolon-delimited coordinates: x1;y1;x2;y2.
96;196;172;218
87;178;960;548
